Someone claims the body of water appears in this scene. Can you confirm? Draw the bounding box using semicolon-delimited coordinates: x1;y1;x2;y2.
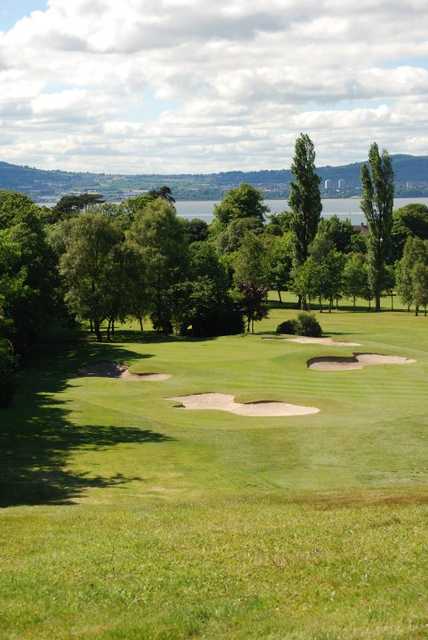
38;197;428;225
175;197;428;225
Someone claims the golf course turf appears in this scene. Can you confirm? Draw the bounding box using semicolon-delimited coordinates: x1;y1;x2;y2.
1;303;428;639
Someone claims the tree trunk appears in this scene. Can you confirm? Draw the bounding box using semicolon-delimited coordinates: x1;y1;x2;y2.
329;297;333;313
353;295;356;311
278;289;282;304
390;294;394;311
111;319;115;336
415;306;419;316
94;320;102;342
319;296;323;313
139;316;144;332
89;319;94;333
106;319;111;342
375;293;381;312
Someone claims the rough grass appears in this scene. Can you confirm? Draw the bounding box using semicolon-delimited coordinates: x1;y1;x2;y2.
1;302;428;639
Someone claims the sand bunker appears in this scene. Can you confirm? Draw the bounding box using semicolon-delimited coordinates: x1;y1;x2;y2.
79;361;171;381
170;393;319;417
287;336;361;347
308;353;416;371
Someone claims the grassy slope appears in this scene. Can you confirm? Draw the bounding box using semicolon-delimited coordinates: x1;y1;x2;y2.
1;305;428;639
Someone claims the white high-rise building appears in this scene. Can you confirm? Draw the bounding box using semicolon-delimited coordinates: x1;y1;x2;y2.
338;178;345;190
324;179;333;190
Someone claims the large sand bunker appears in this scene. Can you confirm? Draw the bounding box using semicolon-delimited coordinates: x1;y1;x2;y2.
308;353;416;371
287;336;361;347
79;361;171;381
170;393;319;417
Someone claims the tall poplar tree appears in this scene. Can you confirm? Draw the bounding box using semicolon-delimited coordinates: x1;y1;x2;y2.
360;143;394;312
289;133;322;308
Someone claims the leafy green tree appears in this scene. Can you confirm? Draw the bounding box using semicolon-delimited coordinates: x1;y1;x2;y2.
122;193;157;221
392;203;428;260
413;263;428;316
360;143;394;312
309;235;345;311
265;232;293;303
396;237;428;314
396;255;414;312
213;184;268;227
289;134;322;268
291;259;320;310
233;233;269;333
0;191;38;228
168;281;194;335
54;193;105;216
189;242;229;291
128;199;188;333
320;250;345;312
350;229;368;254
216;216;264;254
265;211;293;236
60;212;123;341
383;265;396;311
162;243;241;337
121;242;150;332
310;235;345;312
0;192;59;352
168;277;243;337
317;216;355;253
343;253;369;310
181;218;209;244
148;186;175;204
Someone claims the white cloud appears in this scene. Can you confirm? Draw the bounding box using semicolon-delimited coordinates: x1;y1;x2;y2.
0;0;427;172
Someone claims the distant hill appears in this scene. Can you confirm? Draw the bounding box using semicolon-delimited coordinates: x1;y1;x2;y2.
0;154;427;203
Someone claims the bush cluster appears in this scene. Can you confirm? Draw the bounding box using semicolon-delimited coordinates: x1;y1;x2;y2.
276;313;322;337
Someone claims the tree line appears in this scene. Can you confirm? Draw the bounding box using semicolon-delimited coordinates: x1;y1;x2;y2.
1;134;428;406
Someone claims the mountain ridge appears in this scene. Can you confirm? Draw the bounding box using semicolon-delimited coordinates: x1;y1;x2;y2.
1;154;427;202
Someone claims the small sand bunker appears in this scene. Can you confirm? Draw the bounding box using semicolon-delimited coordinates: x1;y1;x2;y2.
308;353;416;371
170;393;319;417
79;361;171;381
287;336;361;347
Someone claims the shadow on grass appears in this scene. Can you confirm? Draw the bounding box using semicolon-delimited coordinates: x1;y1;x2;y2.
0;341;173;508
104;329;217;344
268;299;408;314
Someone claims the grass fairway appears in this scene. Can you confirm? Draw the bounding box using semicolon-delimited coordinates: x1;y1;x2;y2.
1;307;428;639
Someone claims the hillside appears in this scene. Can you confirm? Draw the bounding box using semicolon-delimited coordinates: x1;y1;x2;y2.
0;154;427;202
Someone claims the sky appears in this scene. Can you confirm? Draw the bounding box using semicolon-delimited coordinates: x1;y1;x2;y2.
0;0;428;174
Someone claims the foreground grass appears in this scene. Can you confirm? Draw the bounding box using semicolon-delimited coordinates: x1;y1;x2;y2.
1;306;428;639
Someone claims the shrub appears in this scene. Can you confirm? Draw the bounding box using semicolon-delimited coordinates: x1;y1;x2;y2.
0;340;17;408
296;312;322;337
276;313;322;337
276;319;299;335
